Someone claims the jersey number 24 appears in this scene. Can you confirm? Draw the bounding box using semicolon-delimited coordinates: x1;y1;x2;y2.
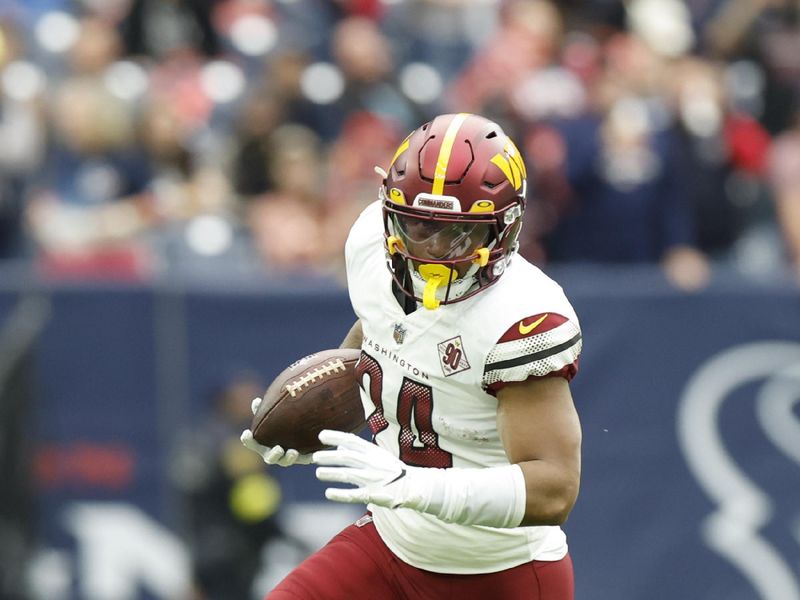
355;351;453;468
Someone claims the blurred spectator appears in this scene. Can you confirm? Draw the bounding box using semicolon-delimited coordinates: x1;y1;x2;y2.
768;108;800;277
121;0;222;59
231;88;286;199
170;371;307;600
446;0;565;127
0;20;46;259
703;0;800;133
323;111;401;212
383;0;496;80
23;16;157;278
137;91;244;274
321;111;403;261
333;0;386;20
69;14;122;75
26;75;154;278
266;51;320;129
244;124;334;273
667;56;774;261
525;32;711;290
315;15;421;139
139;93;232;225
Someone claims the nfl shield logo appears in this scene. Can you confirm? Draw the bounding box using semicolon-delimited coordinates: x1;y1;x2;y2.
393;323;407;344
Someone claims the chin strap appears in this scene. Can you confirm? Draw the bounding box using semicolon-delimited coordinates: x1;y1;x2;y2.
417;264;457;310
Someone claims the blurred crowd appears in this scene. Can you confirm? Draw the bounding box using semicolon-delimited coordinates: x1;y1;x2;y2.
0;0;799;288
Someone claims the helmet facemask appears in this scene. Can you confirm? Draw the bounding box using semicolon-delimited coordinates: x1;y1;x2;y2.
382;193;523;310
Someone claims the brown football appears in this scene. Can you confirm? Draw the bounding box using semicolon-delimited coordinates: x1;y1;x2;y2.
251;348;365;454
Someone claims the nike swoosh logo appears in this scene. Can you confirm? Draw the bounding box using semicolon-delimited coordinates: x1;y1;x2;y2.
387;469;407;485
519;313;548;335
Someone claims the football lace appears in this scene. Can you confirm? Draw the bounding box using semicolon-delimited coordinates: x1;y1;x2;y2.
284;359;347;398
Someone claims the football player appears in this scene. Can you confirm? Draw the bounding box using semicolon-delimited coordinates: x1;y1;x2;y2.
242;113;583;599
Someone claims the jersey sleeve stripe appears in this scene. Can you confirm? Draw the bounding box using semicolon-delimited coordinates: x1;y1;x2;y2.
498;313;568;343
484;332;582;373
485;319;580;369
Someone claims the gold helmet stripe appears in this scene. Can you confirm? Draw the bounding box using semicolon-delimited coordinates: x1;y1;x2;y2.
389;134;412;170
432;113;471;196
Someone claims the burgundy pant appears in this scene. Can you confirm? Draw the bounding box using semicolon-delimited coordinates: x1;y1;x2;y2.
268;516;574;600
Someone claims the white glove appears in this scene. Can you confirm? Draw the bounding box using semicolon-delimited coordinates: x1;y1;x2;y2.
313;429;527;528
240;397;313;467
313;429;422;508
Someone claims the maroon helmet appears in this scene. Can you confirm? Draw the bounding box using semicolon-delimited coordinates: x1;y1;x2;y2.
379;113;527;309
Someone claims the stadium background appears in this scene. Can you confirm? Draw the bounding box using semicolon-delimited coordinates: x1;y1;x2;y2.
0;0;799;599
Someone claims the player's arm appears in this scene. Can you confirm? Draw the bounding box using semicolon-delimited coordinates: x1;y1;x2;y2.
496;376;581;526
313;380;581;528
340;319;363;350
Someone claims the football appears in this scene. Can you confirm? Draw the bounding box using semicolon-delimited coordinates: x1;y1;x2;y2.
251;348;365;454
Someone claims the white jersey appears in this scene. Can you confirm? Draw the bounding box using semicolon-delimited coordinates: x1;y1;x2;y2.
344;201;582;574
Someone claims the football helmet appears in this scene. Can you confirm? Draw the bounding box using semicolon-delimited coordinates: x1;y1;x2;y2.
379;113;527;309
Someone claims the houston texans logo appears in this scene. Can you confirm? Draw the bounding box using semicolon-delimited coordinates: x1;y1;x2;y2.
677;341;800;600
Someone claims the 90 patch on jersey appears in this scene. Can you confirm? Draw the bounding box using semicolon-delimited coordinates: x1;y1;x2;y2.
437;336;471;376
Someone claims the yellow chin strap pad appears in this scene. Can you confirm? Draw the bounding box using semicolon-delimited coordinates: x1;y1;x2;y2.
418;264;457;310
473;247;490;267
387;235;404;255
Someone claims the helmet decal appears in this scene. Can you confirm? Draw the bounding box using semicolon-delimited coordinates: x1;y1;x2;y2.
413;193;461;212
490;139;527;191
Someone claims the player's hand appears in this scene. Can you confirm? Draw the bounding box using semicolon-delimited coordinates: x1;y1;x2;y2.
240;397;312;467
314;430;526;528
313;429;426;510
